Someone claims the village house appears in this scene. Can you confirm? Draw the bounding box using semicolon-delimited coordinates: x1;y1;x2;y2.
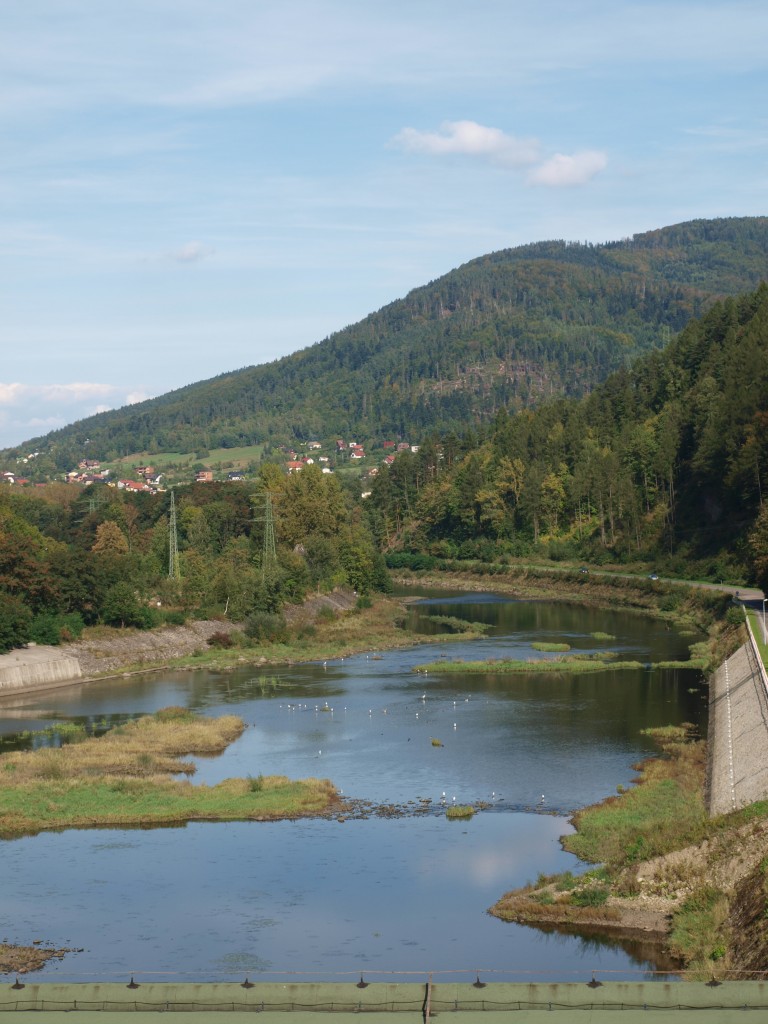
195;470;214;483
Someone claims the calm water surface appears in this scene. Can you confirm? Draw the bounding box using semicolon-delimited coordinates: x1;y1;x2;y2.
0;593;706;983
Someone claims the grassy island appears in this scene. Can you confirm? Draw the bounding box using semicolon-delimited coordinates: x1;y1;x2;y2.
414;655;646;675
0;707;338;838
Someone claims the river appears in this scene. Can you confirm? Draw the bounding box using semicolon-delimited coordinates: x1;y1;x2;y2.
0;590;706;983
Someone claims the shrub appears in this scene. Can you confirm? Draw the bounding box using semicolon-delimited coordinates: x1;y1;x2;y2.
571;886;610;907
0;593;32;653
248;774;264;792
244;611;288;644
162;610;187;626
207;631;234;648
726;606;744;626
30;612;86;646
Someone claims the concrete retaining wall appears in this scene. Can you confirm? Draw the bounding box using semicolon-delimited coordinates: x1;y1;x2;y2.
708;639;768;816
0;646;82;695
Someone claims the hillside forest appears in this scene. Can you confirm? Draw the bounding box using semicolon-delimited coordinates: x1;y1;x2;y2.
0;279;767;654
367;284;768;589
5;216;768;474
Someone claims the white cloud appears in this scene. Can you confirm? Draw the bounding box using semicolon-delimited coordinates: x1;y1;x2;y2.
170;241;215;263
394;120;540;168
0;381;159;448
394;120;607;187
0;382;118;407
125;391;150;405
527;150;607;187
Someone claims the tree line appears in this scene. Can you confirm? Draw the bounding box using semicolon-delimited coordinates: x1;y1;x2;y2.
0;467;390;653
365;285;768;589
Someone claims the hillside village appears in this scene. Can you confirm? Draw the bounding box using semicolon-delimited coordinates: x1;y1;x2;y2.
1;437;422;494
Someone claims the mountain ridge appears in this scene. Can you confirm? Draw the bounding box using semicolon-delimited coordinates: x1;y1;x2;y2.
9;215;768;470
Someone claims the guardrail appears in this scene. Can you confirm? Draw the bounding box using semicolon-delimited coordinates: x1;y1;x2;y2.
744;610;768;698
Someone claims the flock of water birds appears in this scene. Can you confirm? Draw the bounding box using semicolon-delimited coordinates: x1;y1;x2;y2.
271;679;547;812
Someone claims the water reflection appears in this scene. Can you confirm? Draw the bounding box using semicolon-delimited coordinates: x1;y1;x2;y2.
0;593;706;981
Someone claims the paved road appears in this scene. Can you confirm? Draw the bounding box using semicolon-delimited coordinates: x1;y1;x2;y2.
708;640;768;816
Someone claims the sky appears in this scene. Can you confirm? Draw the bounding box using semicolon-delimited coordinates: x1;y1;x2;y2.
1;0;767;450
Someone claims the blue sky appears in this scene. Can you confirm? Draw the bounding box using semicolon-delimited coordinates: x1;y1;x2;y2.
2;0;767;449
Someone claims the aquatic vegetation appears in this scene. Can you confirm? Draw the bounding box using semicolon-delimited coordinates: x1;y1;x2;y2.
414;657;646;675
446;804;475;819
531;642;571;652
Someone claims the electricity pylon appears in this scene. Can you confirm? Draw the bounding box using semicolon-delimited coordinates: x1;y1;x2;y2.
168;489;180;579
254;491;277;581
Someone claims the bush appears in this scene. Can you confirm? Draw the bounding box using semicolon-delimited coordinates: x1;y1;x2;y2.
0;593;32;653
570;886;610;907
244;611;288;644
385;552;438;571
207;631;234;648
101;583;159;630
162;610;187;626
30;612;85;646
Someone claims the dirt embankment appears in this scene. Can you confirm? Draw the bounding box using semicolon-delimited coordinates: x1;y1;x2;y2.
48;589;360;681
492;816;768;971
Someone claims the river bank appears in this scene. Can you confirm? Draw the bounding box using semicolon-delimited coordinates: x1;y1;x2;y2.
0;573;751;978
489;722;768;979
0;564;732;703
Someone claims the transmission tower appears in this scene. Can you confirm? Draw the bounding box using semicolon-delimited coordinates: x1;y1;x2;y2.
168;489;180;579
75;491;107;523
254;491;277;581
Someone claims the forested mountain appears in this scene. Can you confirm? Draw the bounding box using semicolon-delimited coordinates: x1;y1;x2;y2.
366;284;768;584
9;216;768;470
